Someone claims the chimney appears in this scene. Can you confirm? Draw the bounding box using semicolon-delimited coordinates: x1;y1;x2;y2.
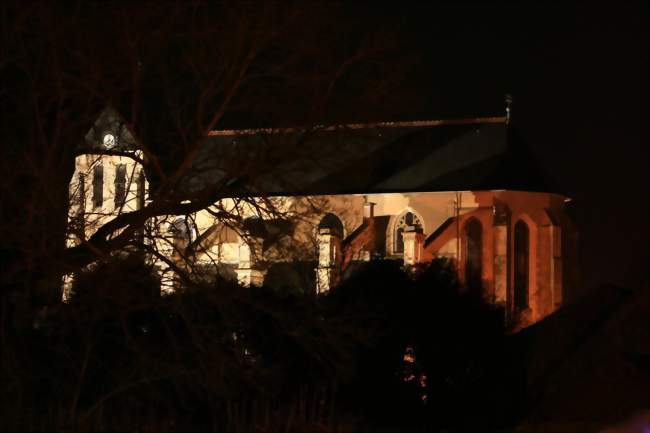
363;201;375;220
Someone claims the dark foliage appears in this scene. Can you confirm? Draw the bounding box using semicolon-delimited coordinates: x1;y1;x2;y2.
325;259;513;432
1;257;517;432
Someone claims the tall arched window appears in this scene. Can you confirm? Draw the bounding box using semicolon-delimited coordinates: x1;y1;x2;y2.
394;211;422;254
465;218;482;291
514;220;530;310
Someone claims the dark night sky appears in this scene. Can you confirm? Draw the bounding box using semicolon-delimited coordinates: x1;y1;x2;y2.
396;2;648;290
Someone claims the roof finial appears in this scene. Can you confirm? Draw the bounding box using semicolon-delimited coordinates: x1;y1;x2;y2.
505;94;513;124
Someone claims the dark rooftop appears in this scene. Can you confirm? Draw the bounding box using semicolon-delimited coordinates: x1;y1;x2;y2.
186;116;559;196
83;108;560;197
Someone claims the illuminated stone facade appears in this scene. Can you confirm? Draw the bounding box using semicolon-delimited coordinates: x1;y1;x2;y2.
66;108;578;327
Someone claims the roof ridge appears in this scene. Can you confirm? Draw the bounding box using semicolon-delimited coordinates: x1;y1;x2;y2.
208;116;507;137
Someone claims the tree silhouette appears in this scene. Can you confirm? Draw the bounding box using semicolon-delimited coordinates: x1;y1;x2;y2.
1;2;419;317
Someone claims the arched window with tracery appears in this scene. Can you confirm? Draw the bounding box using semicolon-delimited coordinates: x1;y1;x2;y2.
514;220;530;310
394;211;422;254
465;218;482;291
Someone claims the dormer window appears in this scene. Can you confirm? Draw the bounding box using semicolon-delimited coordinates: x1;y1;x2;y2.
394;211;422;254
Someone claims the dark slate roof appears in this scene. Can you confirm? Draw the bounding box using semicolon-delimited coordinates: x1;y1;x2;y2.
83;107;138;153
183;116;561;196
312;120;509;193
81;108;559;196
407;126;559;194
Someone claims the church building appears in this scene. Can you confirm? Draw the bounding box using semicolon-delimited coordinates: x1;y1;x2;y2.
66;106;578;328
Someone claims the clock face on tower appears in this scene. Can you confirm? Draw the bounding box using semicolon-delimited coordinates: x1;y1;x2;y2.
103;133;116;148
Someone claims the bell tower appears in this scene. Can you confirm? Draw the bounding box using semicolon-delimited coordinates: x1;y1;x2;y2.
67;107;148;247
